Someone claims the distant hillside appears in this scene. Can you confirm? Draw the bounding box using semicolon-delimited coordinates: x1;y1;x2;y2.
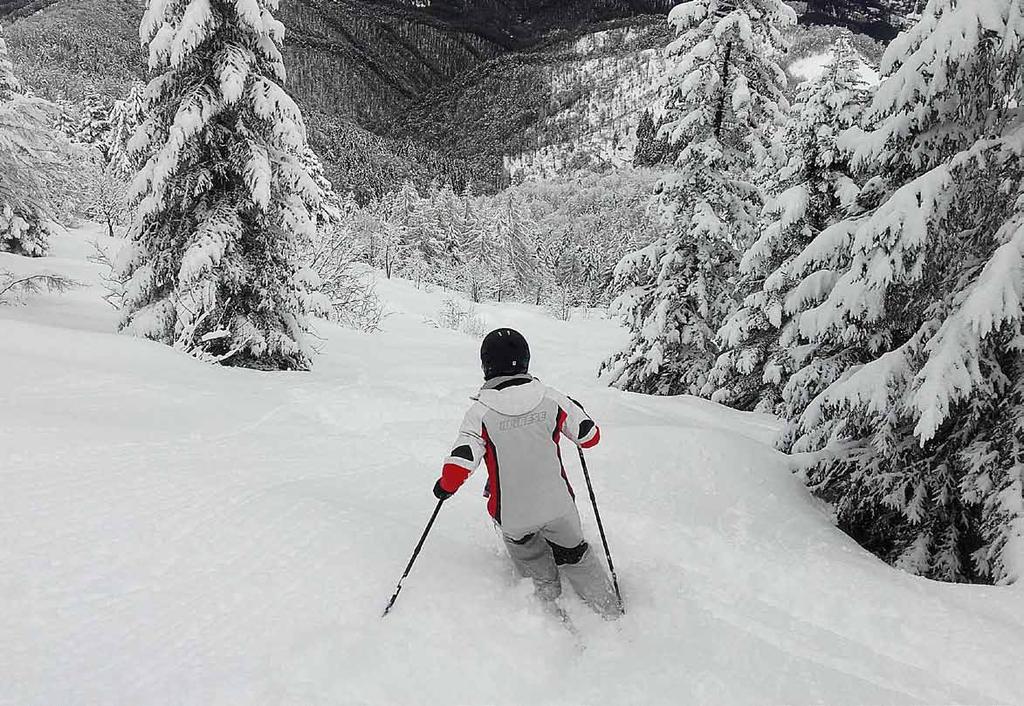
304;108;470;204
380;15;672;190
1;0;502;200
1;0;674;117
435;15;890;185
1;0;911;198
503;21;673;182
3;0;146;101
378;1;914;188
1;0;499;118
2;0;675;198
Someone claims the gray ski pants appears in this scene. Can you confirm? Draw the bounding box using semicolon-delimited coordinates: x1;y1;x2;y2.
503;512;621;618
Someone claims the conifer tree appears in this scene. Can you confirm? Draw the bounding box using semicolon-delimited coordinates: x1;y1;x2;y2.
0;23;56;257
712;36;870;412
394;180;440;267
432;182;465;275
68;95;113;159
88;83;148;240
456;186;496;301
603;0;795;395
106;82;147;180
790;0;1024;583
493;193;535;302
531;233;559;306
302;145;345;232
633;110;661;167
118;0;326;369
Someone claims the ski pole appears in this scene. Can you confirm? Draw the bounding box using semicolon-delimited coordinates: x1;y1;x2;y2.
577;447;624;614
382;499;444;618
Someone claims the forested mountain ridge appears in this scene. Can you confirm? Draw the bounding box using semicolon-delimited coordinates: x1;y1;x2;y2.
1;0;914;199
379;15;673;190
1;0;499;119
1;0;677;199
0;0;676;117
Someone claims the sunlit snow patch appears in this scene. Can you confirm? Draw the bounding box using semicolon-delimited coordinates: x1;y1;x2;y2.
788;51;880;86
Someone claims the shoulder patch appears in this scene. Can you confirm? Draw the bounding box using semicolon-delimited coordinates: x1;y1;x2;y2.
451;444;474;461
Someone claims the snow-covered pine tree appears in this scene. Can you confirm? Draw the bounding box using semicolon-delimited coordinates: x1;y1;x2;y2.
544;223;603;313
67;94;113;159
119;0;326;370
0;24;58;257
493;193;536;302
602;0;795;395
634;110;677;168
302;145;345;232
106;82;147;180
712;35;870;412
83;83;147;241
456;186;497;302
430;182;466;278
364;182;429;279
393;180;441;269
790;0;1024;584
530;234;558;306
633;110;661;167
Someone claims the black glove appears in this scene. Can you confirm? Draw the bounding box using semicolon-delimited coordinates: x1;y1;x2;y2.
433;479;454;501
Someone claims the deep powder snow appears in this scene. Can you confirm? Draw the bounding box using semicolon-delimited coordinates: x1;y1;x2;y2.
2;226;1022;705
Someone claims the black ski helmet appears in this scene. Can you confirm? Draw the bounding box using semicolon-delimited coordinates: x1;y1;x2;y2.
480;328;530;380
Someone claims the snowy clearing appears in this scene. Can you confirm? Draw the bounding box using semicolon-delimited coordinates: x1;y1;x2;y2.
2;225;1022;706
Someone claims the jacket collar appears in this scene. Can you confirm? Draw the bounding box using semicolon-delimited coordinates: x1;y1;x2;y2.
473;375;546;416
480;373;535;391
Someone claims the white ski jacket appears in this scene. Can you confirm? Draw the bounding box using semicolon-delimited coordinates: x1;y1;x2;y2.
438;375;600;536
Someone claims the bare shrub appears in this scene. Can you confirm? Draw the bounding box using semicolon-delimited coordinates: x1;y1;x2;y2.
87;239;127;309
307;225;384;333
545;286;574;322
0;270;78;303
433;297;487;337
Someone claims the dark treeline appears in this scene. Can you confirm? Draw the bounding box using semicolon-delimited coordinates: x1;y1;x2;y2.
798;0;924;40
0;0;58;19
285;0;678;123
347;0;677;49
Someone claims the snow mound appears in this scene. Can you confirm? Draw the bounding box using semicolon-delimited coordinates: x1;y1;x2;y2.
2;225;1022;705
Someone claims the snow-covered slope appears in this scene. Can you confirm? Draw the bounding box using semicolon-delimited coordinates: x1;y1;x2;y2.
2;225;1023;705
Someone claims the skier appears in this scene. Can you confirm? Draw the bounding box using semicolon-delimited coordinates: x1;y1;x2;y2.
433;328;622;618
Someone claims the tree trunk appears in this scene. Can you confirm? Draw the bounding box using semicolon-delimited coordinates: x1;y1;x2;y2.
714;41;733;140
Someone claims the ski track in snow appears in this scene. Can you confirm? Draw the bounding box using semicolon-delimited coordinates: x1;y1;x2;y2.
2;225;1023;706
